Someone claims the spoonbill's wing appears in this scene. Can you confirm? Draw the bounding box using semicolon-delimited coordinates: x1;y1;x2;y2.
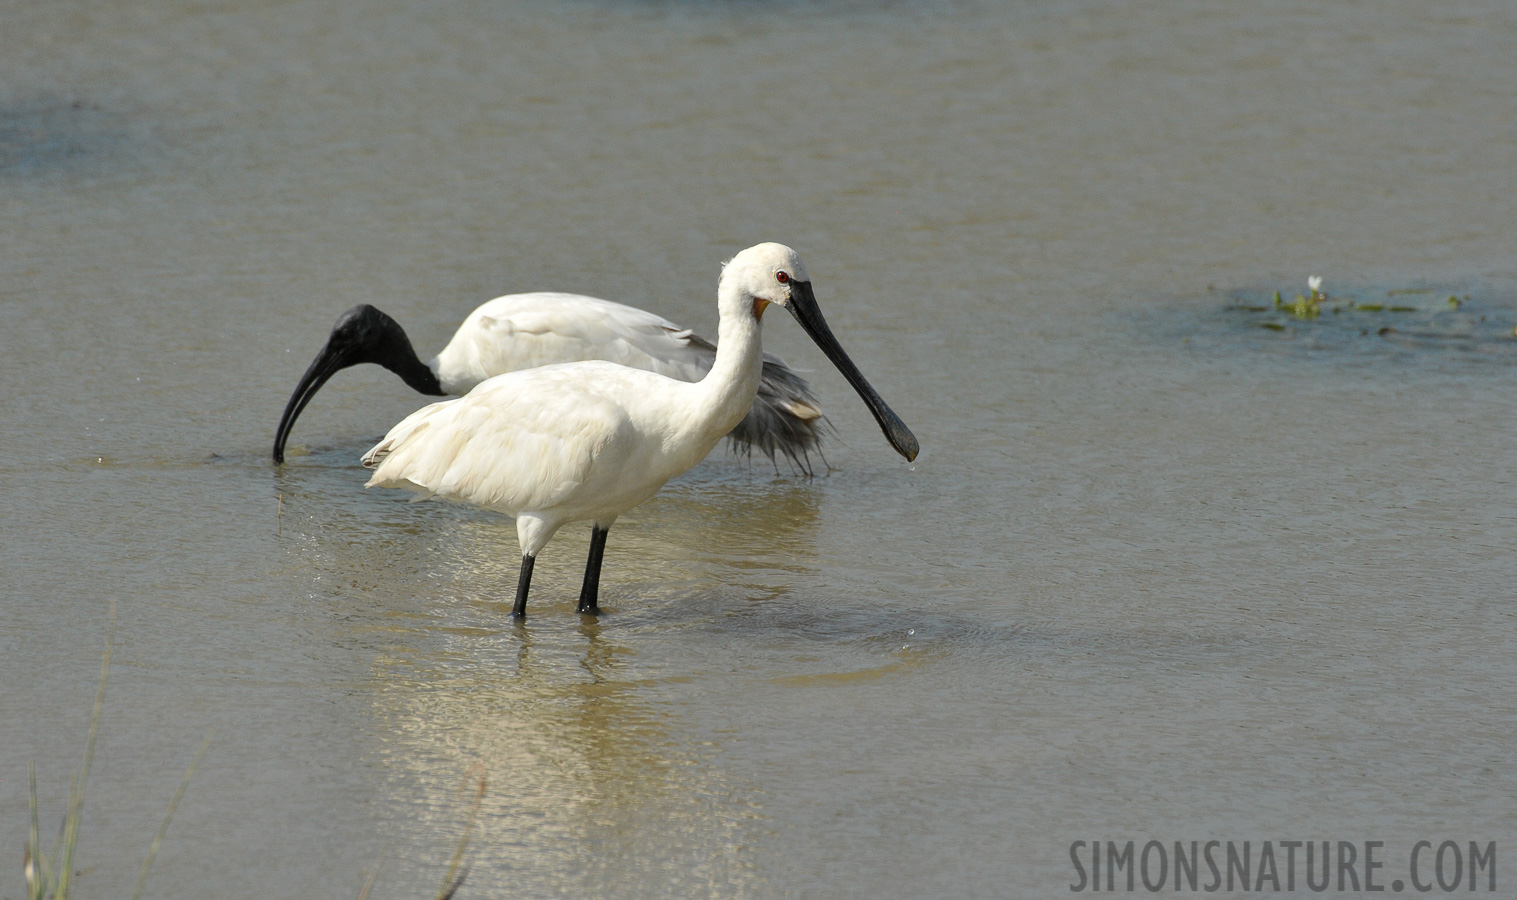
423;292;827;471
362;364;640;515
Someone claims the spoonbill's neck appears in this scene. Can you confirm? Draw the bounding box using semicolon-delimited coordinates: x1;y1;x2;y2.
688;283;766;441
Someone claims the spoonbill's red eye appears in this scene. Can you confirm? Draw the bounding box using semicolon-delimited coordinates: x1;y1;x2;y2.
776;271;790;284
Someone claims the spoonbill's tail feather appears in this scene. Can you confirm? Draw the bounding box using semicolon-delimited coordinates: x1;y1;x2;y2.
728;354;830;473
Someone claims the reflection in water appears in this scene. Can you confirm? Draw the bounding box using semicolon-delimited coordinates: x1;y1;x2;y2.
272;460;818;893
364;607;767;895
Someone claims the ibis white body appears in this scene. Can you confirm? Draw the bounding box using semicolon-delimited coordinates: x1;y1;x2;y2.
432;292;721;393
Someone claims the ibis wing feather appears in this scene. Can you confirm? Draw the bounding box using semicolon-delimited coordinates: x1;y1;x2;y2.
432;293;712;392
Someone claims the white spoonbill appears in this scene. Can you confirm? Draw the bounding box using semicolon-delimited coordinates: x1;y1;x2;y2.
273;292;827;470
360;243;919;618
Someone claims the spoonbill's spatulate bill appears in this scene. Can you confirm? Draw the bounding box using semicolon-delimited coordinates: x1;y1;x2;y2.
361;243;919;618
273;292;828;470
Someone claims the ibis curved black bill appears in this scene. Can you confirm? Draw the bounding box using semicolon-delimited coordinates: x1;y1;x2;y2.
784;281;919;462
272;305;443;463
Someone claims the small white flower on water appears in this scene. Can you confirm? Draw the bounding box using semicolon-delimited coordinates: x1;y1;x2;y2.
1308;275;1323;294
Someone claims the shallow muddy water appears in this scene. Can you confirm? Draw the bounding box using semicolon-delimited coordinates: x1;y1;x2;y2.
3;1;1515;897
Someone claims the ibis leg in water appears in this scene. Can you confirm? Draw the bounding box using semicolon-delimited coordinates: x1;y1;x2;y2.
362;243;918;617
275;292;829;471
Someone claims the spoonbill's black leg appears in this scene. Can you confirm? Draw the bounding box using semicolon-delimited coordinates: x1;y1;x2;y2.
512;554;536;618
577;526;610;614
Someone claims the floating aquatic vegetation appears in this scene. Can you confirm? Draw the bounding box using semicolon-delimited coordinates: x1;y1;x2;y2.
1203;277;1517;362
1273;275;1327;319
1247;278;1482;328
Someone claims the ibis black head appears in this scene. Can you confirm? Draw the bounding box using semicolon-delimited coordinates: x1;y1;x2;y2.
272;305;445;463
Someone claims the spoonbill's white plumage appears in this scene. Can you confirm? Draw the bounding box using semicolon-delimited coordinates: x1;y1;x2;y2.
273;292;827;470
360;243;919;618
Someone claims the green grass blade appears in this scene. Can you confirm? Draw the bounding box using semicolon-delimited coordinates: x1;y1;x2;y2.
27;762;52;900
354;852;386;900
435;776;485;900
130;730;214;900
57;602;115;900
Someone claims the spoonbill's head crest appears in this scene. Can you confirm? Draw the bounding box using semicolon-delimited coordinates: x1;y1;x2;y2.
722;242;812;311
722;242;921;463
